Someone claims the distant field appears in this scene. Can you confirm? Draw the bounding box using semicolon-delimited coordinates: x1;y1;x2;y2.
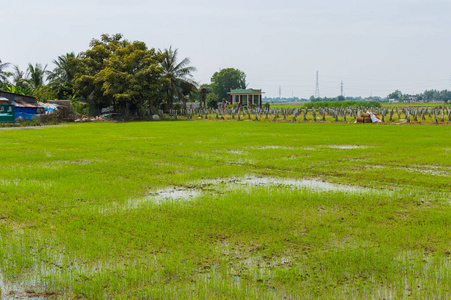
1;121;451;298
268;102;304;108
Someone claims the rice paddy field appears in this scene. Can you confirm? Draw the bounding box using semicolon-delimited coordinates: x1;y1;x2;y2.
1;121;451;299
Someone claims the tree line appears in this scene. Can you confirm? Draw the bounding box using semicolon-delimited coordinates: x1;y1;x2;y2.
388;89;451;103
0;33;248;116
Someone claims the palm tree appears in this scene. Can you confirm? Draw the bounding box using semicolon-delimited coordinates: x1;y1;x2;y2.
0;59;11;85
46;52;77;87
11;65;28;89
161;47;197;110
24;63;47;90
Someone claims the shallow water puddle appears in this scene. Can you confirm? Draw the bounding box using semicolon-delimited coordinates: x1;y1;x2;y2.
206;176;373;194
148;188;201;203
371;165;451;177
0;271;5;297
222;149;244;154
319;145;376;150
0;271;39;300
105;175;386;213
121;187;201;210
256;146;296;150
0;179;52;188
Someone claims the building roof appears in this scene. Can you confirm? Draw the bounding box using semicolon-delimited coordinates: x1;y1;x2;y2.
0;90;36;100
228;89;264;95
11;99;41;108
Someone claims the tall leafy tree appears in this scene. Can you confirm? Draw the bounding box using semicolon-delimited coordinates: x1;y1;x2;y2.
161;47;197;109
211;68;246;102
75;33;164;115
74;33;125;109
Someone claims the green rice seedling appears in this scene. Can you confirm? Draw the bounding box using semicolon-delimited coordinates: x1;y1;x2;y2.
0;121;451;298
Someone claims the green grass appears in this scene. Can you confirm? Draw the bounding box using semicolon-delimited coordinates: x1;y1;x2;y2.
1;121;451;299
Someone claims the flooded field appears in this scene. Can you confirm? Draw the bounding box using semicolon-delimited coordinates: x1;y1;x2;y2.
1;121;451;298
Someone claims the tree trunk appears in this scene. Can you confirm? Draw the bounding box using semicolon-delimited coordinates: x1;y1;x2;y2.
149;99;155;115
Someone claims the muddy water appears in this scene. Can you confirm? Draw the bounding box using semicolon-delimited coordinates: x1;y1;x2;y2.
0;270;50;300
147;188;201;203
0;271;18;300
123;187;201;210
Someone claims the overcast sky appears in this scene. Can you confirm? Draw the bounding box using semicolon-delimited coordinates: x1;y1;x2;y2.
1;0;450;98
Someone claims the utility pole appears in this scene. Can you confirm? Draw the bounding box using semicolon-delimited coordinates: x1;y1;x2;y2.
341;81;344;97
315;71;320;98
279;86;281;101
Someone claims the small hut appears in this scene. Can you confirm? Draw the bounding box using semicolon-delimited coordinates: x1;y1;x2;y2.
228;89;263;108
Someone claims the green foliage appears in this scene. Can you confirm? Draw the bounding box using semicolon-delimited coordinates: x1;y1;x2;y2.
206;93;219;108
304;100;381;109
0;82;32;96
0;59;11;84
192;84;212;102
211;68;246;101
25;63;47;91
388;90;402;100
422;89;451;102
71;99;88;115
173;103;182;112
161;47;197;110
386;89;451;103
46;52;79;100
10;65;29;91
74;34;164;116
309;95;367;103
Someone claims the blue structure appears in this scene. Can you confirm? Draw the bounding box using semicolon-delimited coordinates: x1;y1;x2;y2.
0;90;43;121
14;106;42;121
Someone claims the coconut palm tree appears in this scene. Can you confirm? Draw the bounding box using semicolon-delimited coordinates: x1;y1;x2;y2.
11;65;28;89
24;63;47;90
0;59;11;85
161;47;197;110
46;52;77;87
